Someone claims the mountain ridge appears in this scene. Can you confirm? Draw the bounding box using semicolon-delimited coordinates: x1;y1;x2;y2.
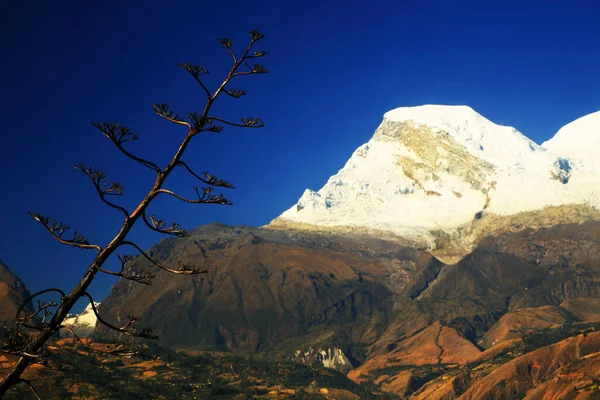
5;105;600;398
271;105;600;254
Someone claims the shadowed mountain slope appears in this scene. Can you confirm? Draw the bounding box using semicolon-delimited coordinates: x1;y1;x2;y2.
98;223;433;355
97;218;600;365
0;260;33;327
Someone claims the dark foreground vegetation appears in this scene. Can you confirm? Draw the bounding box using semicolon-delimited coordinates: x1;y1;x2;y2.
0;338;391;399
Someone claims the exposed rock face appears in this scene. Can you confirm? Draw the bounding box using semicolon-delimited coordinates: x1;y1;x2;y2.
292;347;353;373
376;119;495;193
0;260;33;327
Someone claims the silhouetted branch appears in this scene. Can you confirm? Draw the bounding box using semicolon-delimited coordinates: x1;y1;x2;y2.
218;37;237;64
177;161;234;188
141;212;187;237
249;29;265;42
23;300;57;329
119;241;209;275
223;87;247;98
154;186;232;205
0;342;41;359
229;31;268;79
152;103;191;128
245;62;269;74
0;348;41;359
232;63;269;77
177;62;211;99
208;116;264;128
17;379;42;400
245;50;269;59
58;325;140;356
82;292;158;340
96;269;154;286
16;288;66;331
0;29;268;397
1;328;42;359
185;113;223;133
27;212;101;251
74;164;129;217
96;254;155;285
91;122;161;172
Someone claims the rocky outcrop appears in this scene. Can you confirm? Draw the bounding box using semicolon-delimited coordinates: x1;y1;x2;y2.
0;259;34;327
378;120;495;193
292;347;353;373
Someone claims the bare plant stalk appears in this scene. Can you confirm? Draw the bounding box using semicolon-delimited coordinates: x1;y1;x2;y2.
0;30;268;396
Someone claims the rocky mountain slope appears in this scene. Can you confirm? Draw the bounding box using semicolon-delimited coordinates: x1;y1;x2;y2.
0;259;34;327
405;330;600;399
97;224;421;358
94;215;600;385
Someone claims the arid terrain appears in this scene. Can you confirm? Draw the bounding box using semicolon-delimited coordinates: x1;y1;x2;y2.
3;212;592;398
2;209;600;398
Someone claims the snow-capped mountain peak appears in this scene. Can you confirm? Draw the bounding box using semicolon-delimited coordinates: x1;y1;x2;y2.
382;105;541;166
542;110;600;155
63;302;99;337
271;105;600;247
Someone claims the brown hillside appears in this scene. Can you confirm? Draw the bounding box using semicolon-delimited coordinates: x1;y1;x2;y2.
471;338;522;364
348;322;480;386
480;306;574;348
94;218;600;395
459;332;600;399
561;297;600;322
0;260;33;326
521;352;600;399
412;374;471;400
98;224;433;355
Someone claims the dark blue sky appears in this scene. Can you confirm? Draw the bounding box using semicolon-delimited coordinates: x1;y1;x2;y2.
1;0;599;310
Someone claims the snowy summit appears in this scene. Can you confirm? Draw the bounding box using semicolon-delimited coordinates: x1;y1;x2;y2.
63;302;100;337
272;105;600;243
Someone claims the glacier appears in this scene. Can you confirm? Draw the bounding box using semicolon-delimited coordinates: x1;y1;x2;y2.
63;302;100;337
271;105;600;244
